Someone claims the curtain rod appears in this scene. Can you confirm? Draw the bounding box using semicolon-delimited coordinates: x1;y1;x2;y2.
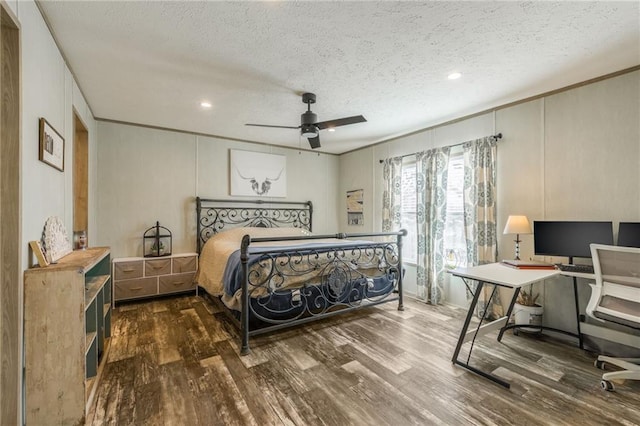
378;132;502;164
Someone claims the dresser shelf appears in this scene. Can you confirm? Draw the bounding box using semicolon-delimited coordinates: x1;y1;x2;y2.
24;247;111;425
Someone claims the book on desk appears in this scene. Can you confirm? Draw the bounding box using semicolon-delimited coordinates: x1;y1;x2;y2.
501;259;556;270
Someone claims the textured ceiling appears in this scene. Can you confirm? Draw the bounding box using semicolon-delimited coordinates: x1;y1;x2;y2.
38;1;640;154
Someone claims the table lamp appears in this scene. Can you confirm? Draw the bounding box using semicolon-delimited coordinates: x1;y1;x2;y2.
503;215;531;260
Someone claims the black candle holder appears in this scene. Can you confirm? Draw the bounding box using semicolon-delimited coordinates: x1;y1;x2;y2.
143;221;172;257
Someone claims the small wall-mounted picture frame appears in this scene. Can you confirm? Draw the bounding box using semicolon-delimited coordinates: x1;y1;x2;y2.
29;240;49;268
39;117;65;172
347;189;364;226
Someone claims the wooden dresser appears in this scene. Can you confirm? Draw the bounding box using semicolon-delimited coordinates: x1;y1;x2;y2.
112;253;198;303
23;247;111;425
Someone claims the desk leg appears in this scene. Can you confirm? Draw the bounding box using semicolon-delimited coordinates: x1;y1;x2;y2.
452;281;484;364
572;277;584;350
497;288;521;342
451;280;511;389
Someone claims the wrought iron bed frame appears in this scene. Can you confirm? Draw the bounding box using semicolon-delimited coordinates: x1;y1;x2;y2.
196;197;405;354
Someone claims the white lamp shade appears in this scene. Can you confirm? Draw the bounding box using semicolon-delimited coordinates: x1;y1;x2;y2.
503;215;532;235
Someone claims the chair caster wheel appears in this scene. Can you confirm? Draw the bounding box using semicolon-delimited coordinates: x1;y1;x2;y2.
594;360;606;370
600;379;614;391
513;329;519;336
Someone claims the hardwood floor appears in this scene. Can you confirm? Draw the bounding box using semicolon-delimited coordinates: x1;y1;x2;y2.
88;295;640;425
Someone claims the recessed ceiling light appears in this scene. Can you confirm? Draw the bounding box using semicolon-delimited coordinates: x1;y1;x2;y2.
448;72;462;80
200;101;212;108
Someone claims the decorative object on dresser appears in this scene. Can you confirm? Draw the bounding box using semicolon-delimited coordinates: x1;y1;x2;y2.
42;215;73;263
196;197;405;355
112;252;198;303
143;220;172;257
23;247;111;425
28;240;49;267
74;229;87;250
39;117;65;171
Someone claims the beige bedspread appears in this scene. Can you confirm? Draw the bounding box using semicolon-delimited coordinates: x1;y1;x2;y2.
196;227;386;310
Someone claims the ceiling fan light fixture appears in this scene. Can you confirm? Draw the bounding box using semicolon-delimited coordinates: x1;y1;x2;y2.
245;92;366;149
301;125;318;138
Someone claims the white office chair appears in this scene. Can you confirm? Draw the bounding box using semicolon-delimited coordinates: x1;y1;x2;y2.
586;243;640;391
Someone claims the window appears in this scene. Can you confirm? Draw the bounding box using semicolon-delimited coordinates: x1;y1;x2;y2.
400;158;417;263
443;149;467;268
400;149;467;267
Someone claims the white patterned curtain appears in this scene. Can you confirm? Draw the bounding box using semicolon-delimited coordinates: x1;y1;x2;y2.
463;136;500;316
381;157;403;232
416;147;450;303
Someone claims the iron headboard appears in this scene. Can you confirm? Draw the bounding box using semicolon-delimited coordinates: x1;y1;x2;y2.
195;197;313;253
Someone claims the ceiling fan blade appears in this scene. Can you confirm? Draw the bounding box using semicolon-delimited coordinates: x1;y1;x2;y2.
245;123;300;129
315;115;366;130
308;136;321;149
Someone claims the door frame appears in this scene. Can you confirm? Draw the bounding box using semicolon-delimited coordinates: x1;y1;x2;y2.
0;3;21;424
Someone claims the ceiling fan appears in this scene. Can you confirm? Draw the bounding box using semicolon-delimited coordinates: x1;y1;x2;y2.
245;92;366;149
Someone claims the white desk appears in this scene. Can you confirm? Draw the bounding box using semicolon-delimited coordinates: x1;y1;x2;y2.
451;263;559;288
448;263;561;388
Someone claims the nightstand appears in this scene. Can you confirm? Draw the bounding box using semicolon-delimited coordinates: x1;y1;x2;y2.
112;252;198;303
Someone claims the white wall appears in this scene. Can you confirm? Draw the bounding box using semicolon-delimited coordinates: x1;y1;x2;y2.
534;72;640;334
21;0;98;267
338;70;640;336
96;122;340;259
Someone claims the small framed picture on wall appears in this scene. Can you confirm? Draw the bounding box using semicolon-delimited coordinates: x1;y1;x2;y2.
347;189;364;226
39;118;65;172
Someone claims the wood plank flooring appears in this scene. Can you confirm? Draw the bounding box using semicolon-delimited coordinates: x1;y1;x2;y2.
88;295;640;425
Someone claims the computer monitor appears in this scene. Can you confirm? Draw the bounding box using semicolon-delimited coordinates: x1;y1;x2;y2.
533;221;614;259
617;222;640;248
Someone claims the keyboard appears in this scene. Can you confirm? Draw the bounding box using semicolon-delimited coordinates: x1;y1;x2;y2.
556;264;594;274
